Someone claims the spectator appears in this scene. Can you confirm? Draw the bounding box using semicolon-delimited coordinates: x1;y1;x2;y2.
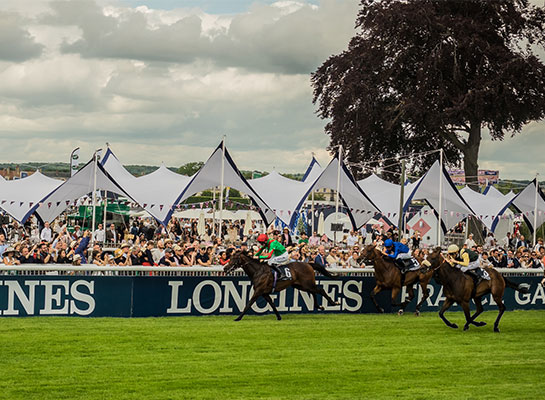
196;245;211;266
347;250;360;268
326;247;340;267
74;230;91;264
34;242;52;264
314;246;328;268
218;251;230;266
0;233;8;258
505;250;521;268
40;221;52;243
2;247;20;266
94;223;105;244
279;227;294;248
516;235;528;250
309;232;320;247
130;246;143;266
56;249;71;264
183;247;197;266
346;231;358;248
158;248;176;266
106;223;117;244
411;232;421;249
18;245;36;264
484;232;495;249
465;233;476;249
501;232;512;249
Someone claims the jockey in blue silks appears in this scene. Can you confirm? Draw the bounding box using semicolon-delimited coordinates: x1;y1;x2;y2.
382;238;413;273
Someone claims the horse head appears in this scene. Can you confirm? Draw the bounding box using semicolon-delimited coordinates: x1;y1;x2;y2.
223;250;250;274
427;247;447;271
359;244;377;263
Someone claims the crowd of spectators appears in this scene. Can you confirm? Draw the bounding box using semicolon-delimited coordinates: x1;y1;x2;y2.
0;217;544;278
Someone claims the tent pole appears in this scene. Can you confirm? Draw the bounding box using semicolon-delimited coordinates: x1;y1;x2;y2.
91;151;98;247
218;136;226;239
212;186;216;236
103;190;107;241
398;159;406;237
533;173;539;246
335;145;342;245
437;149;443;247
311;152;315;236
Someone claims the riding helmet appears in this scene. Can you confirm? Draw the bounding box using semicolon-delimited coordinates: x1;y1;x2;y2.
447;244;459;254
257;234;268;243
384;239;393;247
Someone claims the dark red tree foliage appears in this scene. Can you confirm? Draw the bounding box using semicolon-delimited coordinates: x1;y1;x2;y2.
312;0;545;186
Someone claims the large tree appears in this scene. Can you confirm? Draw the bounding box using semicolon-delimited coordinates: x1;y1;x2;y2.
312;0;545;187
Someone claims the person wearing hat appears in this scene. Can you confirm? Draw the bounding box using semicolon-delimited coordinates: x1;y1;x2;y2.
158;248;176;266
255;233;290;279
446;244;490;281
382;238;413;274
278;227;294;248
114;243;131;266
2;247;20;266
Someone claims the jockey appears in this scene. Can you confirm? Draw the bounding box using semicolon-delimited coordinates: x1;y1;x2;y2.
382;238;413;272
255;234;290;277
446;244;490;281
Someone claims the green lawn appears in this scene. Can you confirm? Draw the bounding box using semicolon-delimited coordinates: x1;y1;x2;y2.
0;311;543;399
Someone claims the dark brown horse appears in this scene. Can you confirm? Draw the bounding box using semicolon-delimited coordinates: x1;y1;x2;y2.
427;248;529;332
360;245;434;315
223;251;339;321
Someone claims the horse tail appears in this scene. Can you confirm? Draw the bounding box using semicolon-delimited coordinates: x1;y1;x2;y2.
310;262;337;278
503;276;531;294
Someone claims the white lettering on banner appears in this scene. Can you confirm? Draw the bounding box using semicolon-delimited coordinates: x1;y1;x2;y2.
320;281;341;311
290;289;314;312
277;290;289;312
167;281;191;314
515;289;531;305
220;281;251;313
425;285;435;306
70;280;95;316
342;280;363;312
532;285;545;305
193;280;222;314
4;280;39;316
433;286;446;307
250;287;271;313
40;281;69;315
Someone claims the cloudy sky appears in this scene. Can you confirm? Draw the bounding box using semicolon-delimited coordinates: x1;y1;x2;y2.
0;0;543;179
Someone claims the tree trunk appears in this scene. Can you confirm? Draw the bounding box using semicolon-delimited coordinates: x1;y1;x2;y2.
463;120;482;192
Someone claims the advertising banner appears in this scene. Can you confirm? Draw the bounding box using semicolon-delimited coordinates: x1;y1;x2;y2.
0;276;543;317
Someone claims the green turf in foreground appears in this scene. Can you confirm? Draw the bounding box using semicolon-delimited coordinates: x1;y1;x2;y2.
0;310;543;400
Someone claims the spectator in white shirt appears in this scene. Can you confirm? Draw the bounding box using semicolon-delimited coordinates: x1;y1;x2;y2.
40;221;52;242
465;233;476;248
94;223;105;243
346;231;358;248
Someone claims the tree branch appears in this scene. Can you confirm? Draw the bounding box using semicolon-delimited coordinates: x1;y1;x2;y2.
440;129;466;152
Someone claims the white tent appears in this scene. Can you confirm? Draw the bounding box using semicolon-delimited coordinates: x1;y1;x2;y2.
101;148;192;224
459;186;514;231
249;171;313;226
35;158;133;223
0;171;63;223
357;174;420;225
170;142;275;225
405;160;473;232
302;157;323;183
307;156;380;229
511;179;545;233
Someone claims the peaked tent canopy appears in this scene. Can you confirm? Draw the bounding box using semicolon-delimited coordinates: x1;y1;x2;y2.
459;186;514;231
101;148;192;224
405;160;474;232
302;157;323;183
168;142;275;225
36;158;135;223
0;171;63;223
357;174;420;226
511;179;545;232
249;171;313;226
307;156;380;229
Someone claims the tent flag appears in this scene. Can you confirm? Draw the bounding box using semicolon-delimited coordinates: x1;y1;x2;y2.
70;147;80;177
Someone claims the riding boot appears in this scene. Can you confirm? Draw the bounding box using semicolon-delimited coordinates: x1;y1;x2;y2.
270;264;283;279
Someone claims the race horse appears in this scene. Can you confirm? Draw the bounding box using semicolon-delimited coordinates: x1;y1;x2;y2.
427;248;530;332
223;251;340;321
360;244;433;315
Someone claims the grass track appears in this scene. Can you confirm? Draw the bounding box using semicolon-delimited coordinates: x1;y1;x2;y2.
0;310;544;399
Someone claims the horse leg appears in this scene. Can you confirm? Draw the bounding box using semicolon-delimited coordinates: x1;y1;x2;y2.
403;285;415;310
493;295;506;333
316;286;339;307
312;293;324;311
469;296;486;327
438;298;458;329
414;283;430;316
370;285;384;313
263;294;282;321
390;286;405;315
461;301;472;331
234;291;261;322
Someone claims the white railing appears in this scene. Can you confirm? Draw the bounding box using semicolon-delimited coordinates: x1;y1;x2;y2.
0;265;542;277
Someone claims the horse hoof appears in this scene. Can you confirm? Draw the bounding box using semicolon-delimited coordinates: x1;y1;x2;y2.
475;321;487;327
277;316;282;321
398;310;404;316
463;325;469;331
414;310;421;317
450;323;458;329
234;317;242;322
378;308;385;314
318;306;325;311
494;327;500;333
335;301;340;306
